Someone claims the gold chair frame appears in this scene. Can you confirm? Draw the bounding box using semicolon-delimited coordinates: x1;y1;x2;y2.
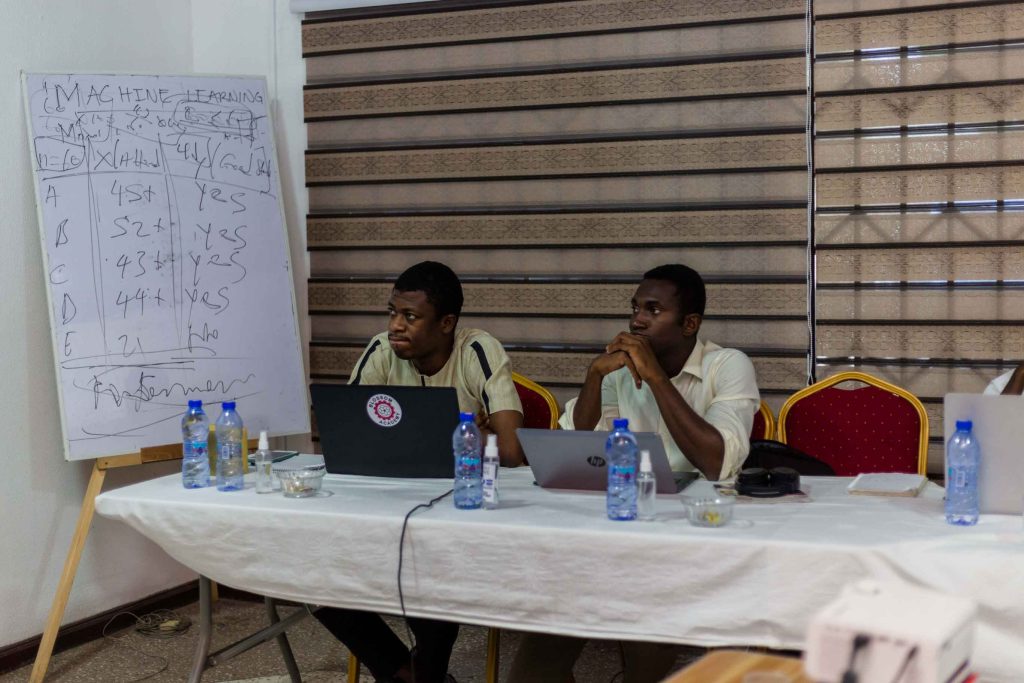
777;371;929;476
756;400;775;441
512;371;560;428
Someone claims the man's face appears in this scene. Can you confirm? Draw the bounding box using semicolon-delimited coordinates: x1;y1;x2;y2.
387;289;452;360
628;278;693;356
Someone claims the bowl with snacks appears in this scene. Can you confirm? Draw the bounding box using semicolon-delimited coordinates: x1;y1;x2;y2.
272;454;327;498
680;494;734;527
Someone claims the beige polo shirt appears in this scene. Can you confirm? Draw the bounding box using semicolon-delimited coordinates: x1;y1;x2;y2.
559;338;759;480
349;327;522;417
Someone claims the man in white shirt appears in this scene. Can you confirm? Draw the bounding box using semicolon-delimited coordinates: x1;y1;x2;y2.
507;264;760;683
984;363;1024;395
562;263;759;481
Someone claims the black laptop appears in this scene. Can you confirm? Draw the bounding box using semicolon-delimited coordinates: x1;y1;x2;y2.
310;384;459;478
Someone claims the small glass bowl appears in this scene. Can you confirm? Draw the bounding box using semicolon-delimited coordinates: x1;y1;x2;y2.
272;454;327;498
681;495;735;527
276;468;325;498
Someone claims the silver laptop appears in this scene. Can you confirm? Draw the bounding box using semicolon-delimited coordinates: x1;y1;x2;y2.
943;393;1024;514
518;428;698;494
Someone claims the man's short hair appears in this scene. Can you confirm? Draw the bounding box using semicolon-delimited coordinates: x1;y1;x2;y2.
394;261;464;319
642;264;706;317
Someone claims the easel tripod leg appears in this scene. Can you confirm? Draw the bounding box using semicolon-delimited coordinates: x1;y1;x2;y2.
29;461;107;683
188;575;214;683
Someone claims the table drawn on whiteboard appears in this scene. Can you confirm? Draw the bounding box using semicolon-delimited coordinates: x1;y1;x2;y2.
24;73;308;460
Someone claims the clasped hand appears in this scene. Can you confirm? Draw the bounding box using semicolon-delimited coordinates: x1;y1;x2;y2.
589;332;663;389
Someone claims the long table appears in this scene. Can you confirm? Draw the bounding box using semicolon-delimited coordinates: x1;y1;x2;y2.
94;469;1024;681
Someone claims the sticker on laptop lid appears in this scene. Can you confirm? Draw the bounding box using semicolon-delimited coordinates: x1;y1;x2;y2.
367;393;402;427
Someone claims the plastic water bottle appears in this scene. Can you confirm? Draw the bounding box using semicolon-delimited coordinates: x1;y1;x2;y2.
482;433;499;510
453;412;482;509
215;401;244;492
181;400;210;488
636;449;657;521
945;420;980;526
606;418;638;521
254;430;274;494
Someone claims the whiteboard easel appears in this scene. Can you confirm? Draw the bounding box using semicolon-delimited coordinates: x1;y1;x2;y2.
22;72;307;681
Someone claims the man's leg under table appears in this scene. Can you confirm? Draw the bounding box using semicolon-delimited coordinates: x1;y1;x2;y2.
506;632;587;683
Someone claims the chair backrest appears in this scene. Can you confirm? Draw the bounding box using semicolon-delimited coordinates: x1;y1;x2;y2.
777;371;929;476
751;401;775;440
512;372;559;430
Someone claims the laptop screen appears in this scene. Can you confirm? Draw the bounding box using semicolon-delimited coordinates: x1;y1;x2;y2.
311;384;459;478
519;428;694;493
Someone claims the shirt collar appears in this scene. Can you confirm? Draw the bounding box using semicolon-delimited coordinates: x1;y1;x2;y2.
675;337;707;382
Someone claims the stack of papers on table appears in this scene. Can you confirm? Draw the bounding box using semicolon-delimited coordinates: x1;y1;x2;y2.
847;473;927;497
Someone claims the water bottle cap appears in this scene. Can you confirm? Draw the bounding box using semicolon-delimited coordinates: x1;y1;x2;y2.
459;412;475;422
956;420;973;432
258;430;269;451
612;418;629;430
188;400;202;409
222;401;236;411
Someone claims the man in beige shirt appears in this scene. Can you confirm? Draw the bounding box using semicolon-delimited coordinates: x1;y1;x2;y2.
316;261;523;683
563;263;759;480
508;263;760;683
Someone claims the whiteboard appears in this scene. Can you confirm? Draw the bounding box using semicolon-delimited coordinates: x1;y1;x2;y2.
23;73;309;461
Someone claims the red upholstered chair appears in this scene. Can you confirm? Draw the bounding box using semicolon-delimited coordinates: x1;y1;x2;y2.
777;371;928;476
512;371;560;429
751;401;775;440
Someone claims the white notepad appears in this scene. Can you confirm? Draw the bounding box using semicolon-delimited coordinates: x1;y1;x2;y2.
847;473;927;497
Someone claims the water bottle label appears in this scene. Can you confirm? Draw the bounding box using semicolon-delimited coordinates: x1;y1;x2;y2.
948;466;966;490
609;464;635;482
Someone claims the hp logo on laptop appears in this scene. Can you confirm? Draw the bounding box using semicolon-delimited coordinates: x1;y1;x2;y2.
586;455;606;468
366;393;403;428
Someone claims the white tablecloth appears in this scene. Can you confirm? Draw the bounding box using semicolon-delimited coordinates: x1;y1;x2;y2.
95;469;1024;681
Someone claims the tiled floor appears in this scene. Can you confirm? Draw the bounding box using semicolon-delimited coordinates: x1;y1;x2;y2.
2;599;707;682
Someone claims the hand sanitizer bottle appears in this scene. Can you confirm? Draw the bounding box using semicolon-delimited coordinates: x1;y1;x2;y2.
482;434;499;510
636;449;657;521
254;430;274;494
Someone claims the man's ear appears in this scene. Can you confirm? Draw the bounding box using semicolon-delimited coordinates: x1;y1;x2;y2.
440;313;458;334
681;312;702;337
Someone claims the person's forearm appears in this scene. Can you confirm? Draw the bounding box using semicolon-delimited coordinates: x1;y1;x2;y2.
647;375;725;479
497;431;524;467
572;369;605;430
488;410;525;466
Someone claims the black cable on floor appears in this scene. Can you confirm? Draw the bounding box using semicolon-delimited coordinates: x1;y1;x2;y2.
398;488;453;683
100;609;191;682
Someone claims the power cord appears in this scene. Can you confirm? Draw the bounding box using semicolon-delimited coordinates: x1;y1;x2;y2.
100;609;192;682
840;634;871;683
398;488;454;683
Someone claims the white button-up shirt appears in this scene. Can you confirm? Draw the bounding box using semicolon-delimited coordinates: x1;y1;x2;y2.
559;338;760;480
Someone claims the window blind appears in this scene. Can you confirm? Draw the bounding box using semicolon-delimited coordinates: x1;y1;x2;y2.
302;0;813;415
814;0;1024;471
